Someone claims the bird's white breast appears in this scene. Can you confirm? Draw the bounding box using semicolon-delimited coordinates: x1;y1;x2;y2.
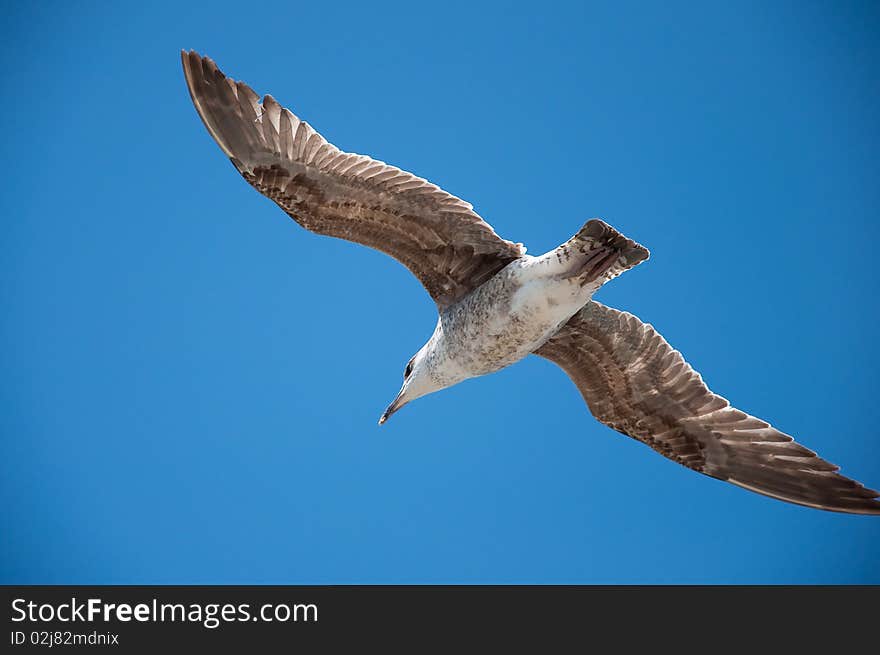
427;257;594;385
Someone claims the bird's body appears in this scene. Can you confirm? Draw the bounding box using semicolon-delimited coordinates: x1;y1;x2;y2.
384;219;649;414
423;255;594;389
423;221;646;387
436;256;582;379
181;50;880;515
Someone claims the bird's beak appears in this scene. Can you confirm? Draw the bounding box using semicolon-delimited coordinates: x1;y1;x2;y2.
378;390;406;425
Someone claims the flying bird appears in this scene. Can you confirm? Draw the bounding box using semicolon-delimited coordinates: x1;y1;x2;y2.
181;50;879;515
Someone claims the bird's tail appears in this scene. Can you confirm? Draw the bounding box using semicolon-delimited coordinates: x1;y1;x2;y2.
556;219;649;286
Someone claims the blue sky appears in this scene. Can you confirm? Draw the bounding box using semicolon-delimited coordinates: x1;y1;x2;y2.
2;1;878;583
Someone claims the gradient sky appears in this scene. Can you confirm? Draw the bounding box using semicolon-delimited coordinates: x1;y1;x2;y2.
2;1;879;583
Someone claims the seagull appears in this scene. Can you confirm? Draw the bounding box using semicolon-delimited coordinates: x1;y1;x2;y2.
181;50;879;515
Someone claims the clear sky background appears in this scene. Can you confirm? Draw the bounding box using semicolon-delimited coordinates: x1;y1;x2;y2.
2;1;878;583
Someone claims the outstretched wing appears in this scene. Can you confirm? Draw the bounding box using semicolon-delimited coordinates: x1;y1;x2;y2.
181;50;524;309
535;301;880;514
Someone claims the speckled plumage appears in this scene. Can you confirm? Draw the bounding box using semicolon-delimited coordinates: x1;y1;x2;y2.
182;50;880;515
424;226;647;388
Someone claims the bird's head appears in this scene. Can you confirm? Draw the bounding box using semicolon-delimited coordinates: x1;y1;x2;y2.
378;349;441;425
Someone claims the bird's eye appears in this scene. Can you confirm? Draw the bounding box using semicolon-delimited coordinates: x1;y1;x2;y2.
404;358;415;380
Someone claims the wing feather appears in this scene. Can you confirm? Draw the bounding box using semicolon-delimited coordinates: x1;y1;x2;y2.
535;301;880;514
181;50;524;308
